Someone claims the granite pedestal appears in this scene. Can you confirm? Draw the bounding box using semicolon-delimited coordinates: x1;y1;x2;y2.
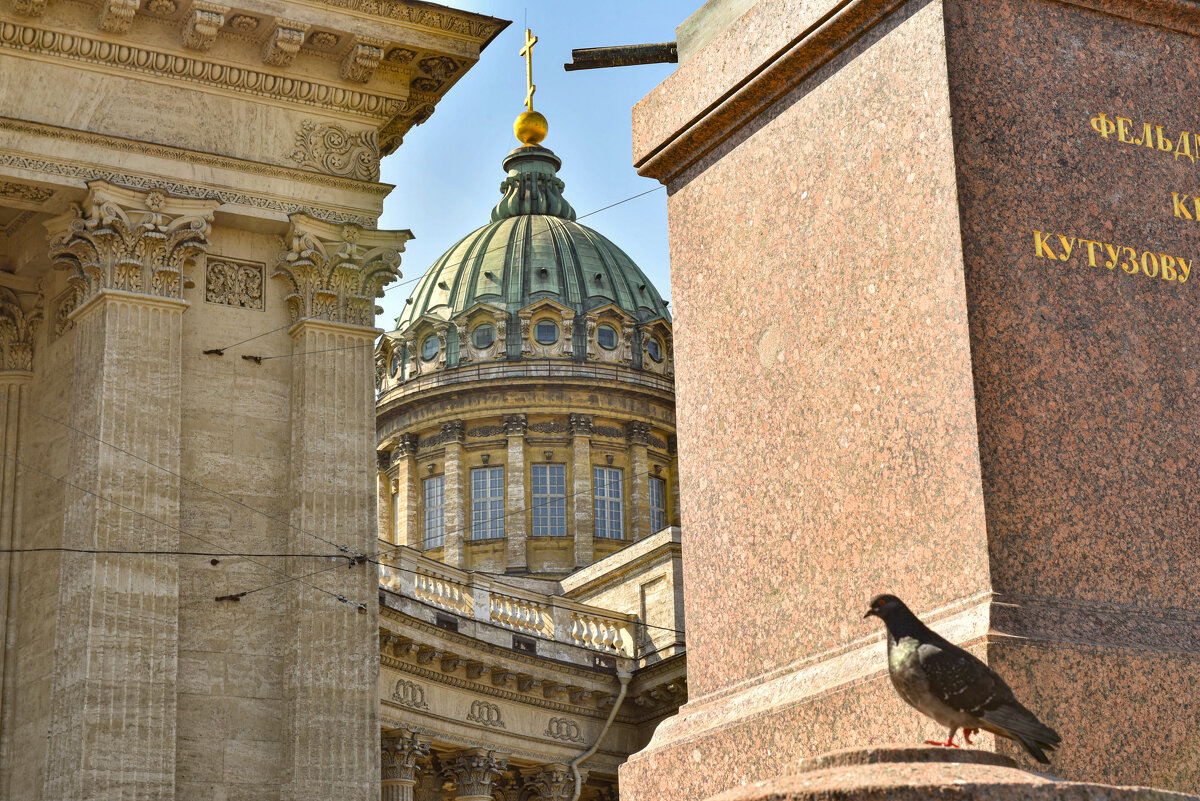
622;0;1200;798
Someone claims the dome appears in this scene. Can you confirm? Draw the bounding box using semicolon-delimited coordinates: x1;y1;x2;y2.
396;144;671;332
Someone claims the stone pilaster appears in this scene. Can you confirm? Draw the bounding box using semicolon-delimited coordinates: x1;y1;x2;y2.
627;421;652;541
523;763;581;801
504;413;527;571
378;449;395;544
393;434;419;548
41;184;214;800
0;289;37;795
381;729;432;801
442;420;465;567
275;216;403;800
442;749;508;801
569;413;594;566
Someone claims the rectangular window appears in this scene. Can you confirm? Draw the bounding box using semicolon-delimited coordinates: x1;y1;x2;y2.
422;476;445;548
532;464;567;536
593;466;624;540
650;476;667;533
471;466;505;540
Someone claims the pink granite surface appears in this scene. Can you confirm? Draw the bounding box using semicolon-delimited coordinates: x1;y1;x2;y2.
660;0;987;702
702;745;1200;801
621;0;1200;797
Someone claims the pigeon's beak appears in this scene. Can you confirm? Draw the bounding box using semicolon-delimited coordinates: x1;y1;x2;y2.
863;608;876;619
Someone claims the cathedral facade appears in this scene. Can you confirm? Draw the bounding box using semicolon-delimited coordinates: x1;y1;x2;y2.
371;115;686;799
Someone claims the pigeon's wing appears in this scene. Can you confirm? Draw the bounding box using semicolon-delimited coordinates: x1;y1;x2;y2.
914;640;1004;715
917;639;1061;763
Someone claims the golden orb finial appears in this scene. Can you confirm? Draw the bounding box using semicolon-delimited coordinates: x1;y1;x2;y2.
514;110;548;145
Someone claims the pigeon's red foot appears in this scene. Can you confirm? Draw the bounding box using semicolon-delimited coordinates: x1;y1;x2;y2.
923;737;961;748
962;728;978;746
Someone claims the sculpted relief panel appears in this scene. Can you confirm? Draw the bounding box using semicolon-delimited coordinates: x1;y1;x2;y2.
206;257;264;310
290;120;380;182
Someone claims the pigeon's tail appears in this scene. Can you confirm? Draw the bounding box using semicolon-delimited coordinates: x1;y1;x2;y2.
980;702;1062;764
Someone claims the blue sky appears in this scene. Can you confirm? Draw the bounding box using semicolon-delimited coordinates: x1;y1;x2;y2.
375;1;698;330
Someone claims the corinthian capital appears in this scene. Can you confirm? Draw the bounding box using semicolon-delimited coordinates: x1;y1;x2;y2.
380;728;431;782
442;749;508;799
48;182;218;304
0;288;42;373
274;215;409;327
522;764;579;801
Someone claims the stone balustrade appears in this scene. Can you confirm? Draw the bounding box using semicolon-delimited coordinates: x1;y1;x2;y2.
378;546;636;657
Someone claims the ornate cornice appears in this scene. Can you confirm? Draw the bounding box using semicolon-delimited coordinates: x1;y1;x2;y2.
274;214;406;326
0;20;403;120
0;117;392;194
0;288;41;373
303;0;504;43
48;182;218;301
0;151;378;227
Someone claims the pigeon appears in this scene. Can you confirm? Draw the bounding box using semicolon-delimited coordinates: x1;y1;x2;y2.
864;593;1061;763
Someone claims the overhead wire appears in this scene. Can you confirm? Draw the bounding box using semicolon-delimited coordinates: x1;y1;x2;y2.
0;451;366;610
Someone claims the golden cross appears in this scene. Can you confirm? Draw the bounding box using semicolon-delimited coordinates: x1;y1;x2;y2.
519;28;538;111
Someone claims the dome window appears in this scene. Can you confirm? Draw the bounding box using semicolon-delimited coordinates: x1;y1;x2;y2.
421;335;439;361
473;324;495;349
597;325;618;351
534;320;559;345
646;337;663;362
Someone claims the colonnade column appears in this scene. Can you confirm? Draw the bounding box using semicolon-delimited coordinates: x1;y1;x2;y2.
0;292;37;795
275;213;406;800
381;729;432;801
504;413;527;571
442;420;465;567
569;413;594;567
40;182;217;799
626;421;652;540
392;433;418;547
442;748;508;801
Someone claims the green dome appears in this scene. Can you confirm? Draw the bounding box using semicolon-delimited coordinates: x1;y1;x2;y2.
396;144;670;332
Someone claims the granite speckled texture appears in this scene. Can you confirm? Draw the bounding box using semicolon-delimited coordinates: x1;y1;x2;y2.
702;746;1200;801
622;0;1200;798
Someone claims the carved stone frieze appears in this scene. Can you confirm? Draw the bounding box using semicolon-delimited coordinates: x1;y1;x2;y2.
262;20;309;66
289;121;380;182
380;728;431;783
442;749;508;798
543;716;585;744
0;151;375;227
227;13;257;30
529;420;568;435
467;425;503;438
0;21;400;118
13;0;46;17
390;678;427;709
182;2;227;50
144;0;177;15
49;183;217;305
385;47;415;62
274;215;405;326
568;414;593;436
205;257;263;310
592;425;624;439
308;30;338;48
341;37;384;83
523;764;580;801
418;55;458;80
0;288;41;372
464;699;504;728
99;0;139;33
0;181;53;203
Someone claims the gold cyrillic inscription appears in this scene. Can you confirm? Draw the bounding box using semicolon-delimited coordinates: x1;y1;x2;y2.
1090;113;1197;162
1032;230;1190;283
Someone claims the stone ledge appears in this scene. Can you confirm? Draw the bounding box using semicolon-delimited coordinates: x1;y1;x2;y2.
703;747;1200;801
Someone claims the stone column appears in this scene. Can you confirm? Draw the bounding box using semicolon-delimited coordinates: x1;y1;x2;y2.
503;413;527;571
442;419;465;567
523;763;581;801
393;433;418;548
442;749;508;801
569;413;594;566
0;289;37;794
378;449;396;543
626;421;652;541
40;182;217;799
275;213;405;800
381;729;432;801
